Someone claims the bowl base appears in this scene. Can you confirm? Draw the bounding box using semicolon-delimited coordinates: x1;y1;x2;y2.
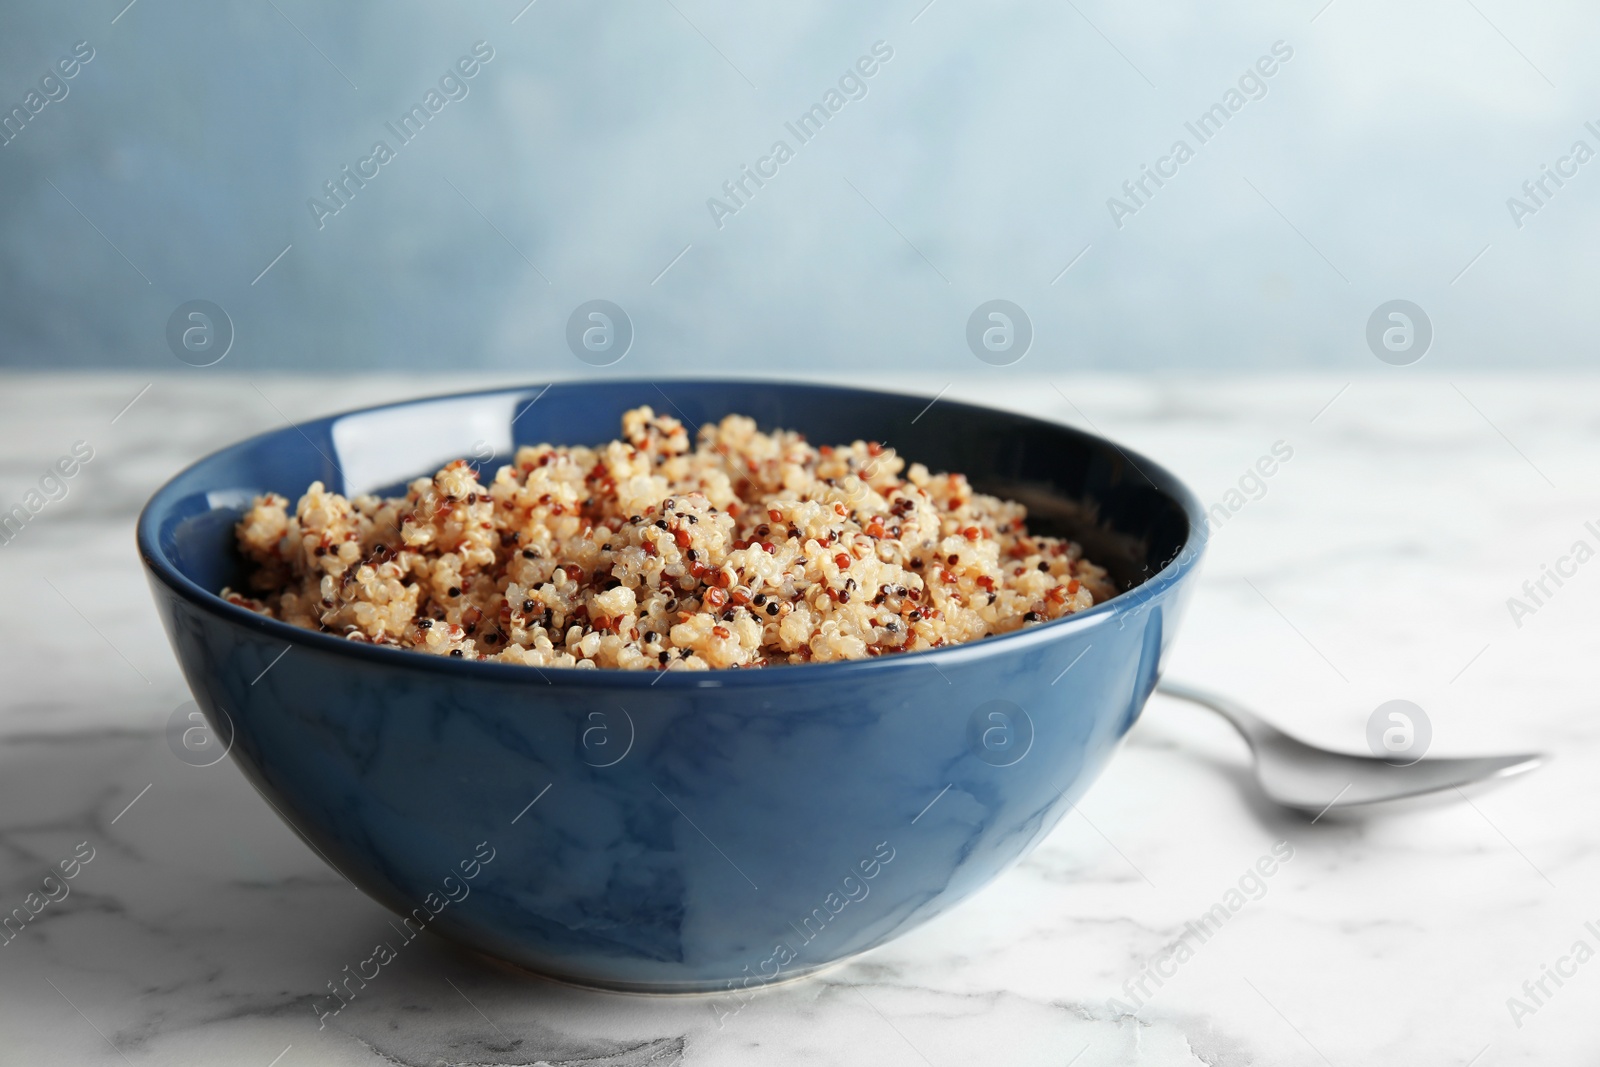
466;943;871;997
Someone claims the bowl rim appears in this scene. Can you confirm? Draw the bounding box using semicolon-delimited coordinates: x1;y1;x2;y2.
137;378;1206;688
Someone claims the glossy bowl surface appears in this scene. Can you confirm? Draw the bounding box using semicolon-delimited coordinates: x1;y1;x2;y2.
138;379;1204;993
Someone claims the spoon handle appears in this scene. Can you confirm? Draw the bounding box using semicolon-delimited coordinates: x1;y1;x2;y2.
1152;679;1277;747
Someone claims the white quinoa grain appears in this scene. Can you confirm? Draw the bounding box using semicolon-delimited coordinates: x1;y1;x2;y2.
225;407;1116;669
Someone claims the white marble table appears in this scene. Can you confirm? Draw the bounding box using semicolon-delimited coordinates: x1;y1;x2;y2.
2;373;1596;1066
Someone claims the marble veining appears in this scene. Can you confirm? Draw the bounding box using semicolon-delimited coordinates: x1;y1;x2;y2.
1;374;1597;1065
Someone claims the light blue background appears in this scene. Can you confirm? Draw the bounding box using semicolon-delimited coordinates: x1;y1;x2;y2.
0;0;1593;372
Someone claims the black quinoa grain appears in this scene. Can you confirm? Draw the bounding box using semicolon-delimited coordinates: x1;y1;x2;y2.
449;649;463;657
242;410;1112;670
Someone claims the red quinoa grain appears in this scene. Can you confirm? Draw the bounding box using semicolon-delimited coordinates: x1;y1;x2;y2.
227;407;1115;670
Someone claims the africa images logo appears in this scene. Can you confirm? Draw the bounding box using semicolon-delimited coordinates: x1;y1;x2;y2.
306;42;495;230
1106;41;1294;228
705;40;894;229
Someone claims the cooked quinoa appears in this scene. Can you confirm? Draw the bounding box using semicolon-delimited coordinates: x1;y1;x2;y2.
223;407;1117;670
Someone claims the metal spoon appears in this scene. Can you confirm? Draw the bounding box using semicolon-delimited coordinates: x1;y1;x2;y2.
1154;680;1546;816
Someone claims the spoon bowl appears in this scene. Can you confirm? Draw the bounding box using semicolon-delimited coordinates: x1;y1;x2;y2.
1155;680;1545;816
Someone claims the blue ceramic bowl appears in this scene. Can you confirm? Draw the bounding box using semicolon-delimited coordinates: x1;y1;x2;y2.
138;380;1203;994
